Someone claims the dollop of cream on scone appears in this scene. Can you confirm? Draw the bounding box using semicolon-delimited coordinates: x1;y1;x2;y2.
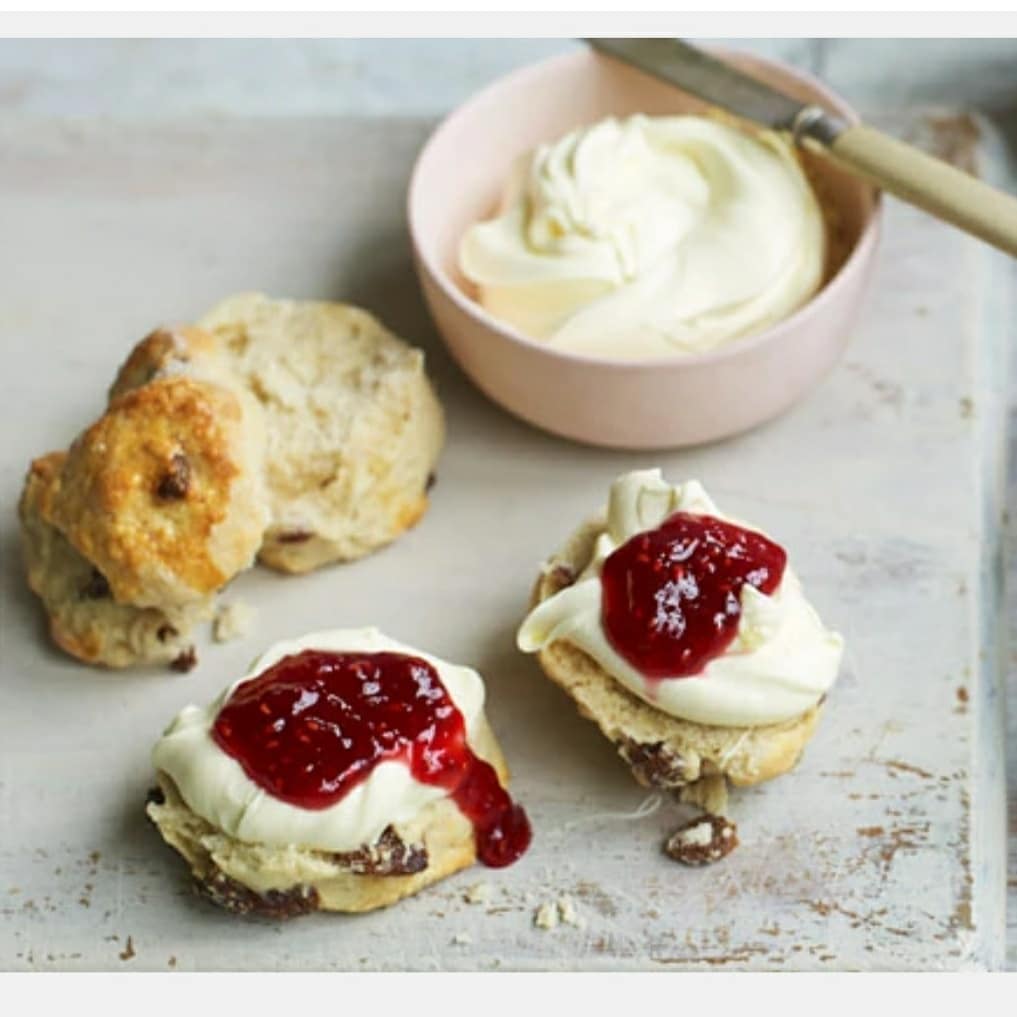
518;470;843;727
152;628;487;853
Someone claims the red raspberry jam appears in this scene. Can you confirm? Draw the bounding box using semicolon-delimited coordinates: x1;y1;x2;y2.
212;649;531;868
600;512;787;680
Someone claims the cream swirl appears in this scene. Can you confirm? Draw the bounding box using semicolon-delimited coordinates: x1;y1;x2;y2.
151;628;485;851
459;114;826;359
517;470;842;727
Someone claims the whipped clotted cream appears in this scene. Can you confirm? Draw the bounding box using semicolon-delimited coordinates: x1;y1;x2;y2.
152;628;486;852
517;470;842;727
459;114;826;359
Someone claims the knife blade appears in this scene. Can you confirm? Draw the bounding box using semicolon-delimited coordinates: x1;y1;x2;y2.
585;37;1017;257
586;38;846;145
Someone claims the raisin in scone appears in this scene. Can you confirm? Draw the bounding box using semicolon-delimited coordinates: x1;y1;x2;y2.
517;469;842;834
147;628;531;915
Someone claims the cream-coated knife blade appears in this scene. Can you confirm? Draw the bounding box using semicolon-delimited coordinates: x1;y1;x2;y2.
586;38;844;141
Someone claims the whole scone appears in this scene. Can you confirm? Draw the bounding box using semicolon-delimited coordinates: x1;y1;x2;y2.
517;469;842;823
147;629;531;915
198;293;445;574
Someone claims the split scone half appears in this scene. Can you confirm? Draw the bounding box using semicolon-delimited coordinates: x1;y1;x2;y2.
147;628;531;915
517;469;843;846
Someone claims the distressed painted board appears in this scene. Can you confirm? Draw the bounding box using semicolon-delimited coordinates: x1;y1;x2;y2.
1005;241;1017;974
0;111;1008;970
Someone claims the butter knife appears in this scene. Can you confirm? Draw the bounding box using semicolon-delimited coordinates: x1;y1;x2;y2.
588;38;1017;258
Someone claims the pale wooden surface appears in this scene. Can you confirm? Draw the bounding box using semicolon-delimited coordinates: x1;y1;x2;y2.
0;110;1007;970
1006;256;1017;973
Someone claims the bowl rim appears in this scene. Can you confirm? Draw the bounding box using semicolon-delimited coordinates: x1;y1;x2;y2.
407;45;883;372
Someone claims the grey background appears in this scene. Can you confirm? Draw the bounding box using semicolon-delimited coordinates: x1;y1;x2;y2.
2;39;1017;122
0;37;1014;969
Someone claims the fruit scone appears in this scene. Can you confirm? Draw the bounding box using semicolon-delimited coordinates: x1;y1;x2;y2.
19;368;269;669
146;628;531;916
517;469;843;861
18;297;445;669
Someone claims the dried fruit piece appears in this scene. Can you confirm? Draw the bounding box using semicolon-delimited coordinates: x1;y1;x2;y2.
548;562;577;592
197;870;320;919
664;814;739;866
170;647;198;673
80;568;111;600
615;737;692;788
329;826;427;876
156;624;178;643
156;452;191;500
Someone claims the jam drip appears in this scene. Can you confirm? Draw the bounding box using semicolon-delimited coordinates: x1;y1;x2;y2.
600;512;787;679
212;650;530;868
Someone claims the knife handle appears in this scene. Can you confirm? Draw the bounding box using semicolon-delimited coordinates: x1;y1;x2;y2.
810;123;1017;258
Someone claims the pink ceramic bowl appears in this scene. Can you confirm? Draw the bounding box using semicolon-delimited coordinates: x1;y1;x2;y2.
408;47;881;449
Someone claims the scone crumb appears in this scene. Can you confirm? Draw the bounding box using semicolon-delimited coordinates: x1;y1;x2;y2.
450;932;472;946
534;901;559;930
557;896;583;928
463;881;493;905
678;774;729;816
664;814;739;866
213;601;256;643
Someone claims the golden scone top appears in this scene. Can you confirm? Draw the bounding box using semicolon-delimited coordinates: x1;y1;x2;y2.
108;325;223;401
46;376;267;609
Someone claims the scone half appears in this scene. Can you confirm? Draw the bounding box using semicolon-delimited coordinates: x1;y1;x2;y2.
147;714;509;916
518;470;842;822
147;628;529;916
529;516;822;815
197;293;446;575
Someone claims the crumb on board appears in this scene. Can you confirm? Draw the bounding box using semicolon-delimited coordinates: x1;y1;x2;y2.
533;901;559;930
213;601;255;643
463;881;493;905
557;895;583;928
533;897;583;930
